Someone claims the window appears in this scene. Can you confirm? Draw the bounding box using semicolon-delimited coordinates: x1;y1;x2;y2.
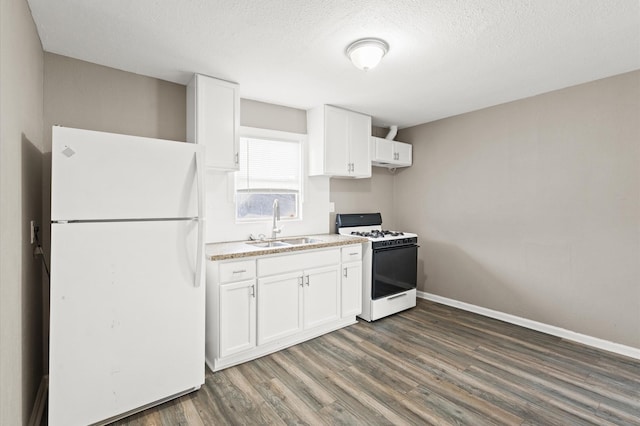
235;131;303;222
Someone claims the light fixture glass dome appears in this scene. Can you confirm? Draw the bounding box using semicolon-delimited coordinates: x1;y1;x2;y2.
346;38;389;71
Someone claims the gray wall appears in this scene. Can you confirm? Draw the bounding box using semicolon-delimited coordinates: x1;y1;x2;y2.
395;70;640;348
241;98;307;134
330;168;397;231
43;52;187;151
0;0;45;423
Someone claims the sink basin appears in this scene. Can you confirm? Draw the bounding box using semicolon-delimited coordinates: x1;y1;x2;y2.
282;237;323;245
246;237;323;248
247;241;291;248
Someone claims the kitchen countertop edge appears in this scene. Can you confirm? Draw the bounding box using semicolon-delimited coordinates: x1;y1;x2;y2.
205;234;368;261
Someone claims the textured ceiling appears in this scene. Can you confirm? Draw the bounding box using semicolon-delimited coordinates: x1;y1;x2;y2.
27;0;640;128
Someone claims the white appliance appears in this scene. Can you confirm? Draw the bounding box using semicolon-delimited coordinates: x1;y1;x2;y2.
49;126;206;425
336;213;418;321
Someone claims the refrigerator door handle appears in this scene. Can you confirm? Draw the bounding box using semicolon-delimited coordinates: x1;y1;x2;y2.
194;149;205;288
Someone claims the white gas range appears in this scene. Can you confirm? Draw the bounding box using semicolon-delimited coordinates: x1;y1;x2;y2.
336;213;418;321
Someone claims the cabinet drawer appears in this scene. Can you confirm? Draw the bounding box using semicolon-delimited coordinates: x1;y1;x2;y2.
219;260;256;283
258;249;340;276
341;245;362;262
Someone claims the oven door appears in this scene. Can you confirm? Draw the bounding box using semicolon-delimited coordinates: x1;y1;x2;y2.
372;244;418;300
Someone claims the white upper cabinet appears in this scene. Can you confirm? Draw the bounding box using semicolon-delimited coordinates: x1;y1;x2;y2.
308;105;372;178
371;136;413;168
187;74;240;170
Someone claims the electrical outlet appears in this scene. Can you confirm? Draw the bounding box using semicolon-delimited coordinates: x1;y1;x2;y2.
30;220;36;244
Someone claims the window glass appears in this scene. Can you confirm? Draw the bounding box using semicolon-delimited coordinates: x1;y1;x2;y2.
235;136;302;221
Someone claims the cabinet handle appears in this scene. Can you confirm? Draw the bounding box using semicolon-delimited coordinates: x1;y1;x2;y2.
349;252;358;256
298;276;304;286
232;269;247;274
343;267;348;278
305;275;310;286
250;284;255;298
234;152;239;164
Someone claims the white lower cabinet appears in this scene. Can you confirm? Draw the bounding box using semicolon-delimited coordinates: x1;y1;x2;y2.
206;244;362;372
341;262;362;318
258;264;339;345
303;265;340;329
219;279;256;358
258;271;303;345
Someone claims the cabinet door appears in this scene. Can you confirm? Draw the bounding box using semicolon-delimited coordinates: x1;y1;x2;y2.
303;265;340;329
194;75;240;171
341;262;362;318
348;112;372;177
324;106;350;175
371;137;394;163
395;141;413;166
219;280;256;358
258;271;303;345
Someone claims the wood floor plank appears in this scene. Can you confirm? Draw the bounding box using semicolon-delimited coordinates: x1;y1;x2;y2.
269;351;335;408
472;343;640;425
176;396;205;426
252;378;310;425
109;299;640;426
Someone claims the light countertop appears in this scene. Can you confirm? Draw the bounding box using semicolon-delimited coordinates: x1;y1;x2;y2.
205;234;367;261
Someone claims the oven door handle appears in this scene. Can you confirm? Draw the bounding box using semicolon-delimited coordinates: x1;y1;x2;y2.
387;293;408;301
374;244;419;252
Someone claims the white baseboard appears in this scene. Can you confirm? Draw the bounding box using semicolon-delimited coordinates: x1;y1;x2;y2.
28;374;48;426
417;291;640;361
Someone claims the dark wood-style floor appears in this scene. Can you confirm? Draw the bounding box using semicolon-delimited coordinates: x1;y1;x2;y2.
113;299;640;425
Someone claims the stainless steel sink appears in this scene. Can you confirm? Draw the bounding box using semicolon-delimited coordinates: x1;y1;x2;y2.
281;237;323;245
246;236;323;248
247;240;291;248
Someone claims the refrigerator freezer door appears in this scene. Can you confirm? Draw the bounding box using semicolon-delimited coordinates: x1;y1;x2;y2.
51;126;203;221
49;220;205;426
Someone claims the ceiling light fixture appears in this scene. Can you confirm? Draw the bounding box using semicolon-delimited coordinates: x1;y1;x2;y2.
346;38;389;71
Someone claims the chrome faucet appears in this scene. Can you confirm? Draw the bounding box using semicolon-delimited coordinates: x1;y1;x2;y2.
271;199;281;239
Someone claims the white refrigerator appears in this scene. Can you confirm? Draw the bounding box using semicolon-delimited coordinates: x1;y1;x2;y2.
49;126;206;425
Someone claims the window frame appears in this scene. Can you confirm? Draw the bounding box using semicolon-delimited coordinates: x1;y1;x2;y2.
234;126;306;224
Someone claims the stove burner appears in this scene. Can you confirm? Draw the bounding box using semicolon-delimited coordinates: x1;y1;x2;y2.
350;230;405;238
